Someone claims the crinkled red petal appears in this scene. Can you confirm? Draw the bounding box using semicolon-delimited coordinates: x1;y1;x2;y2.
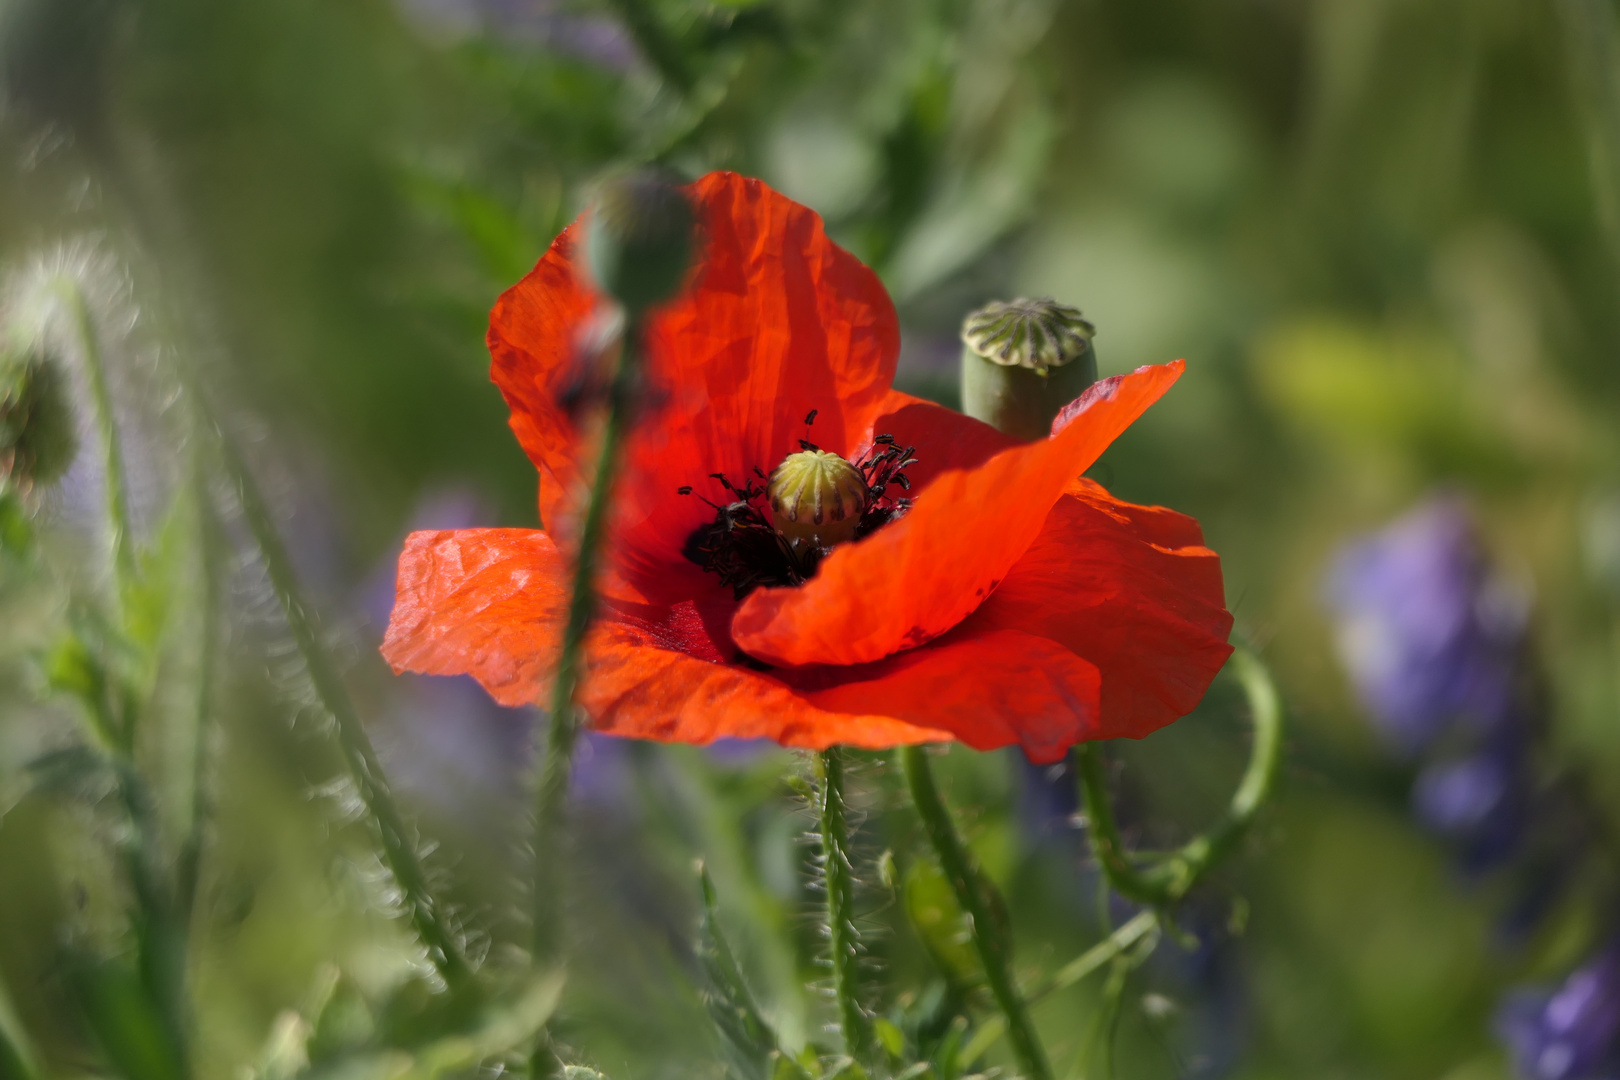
381;528;568;707
954;480;1234;739
382;528;1102;760
731;361;1187;667
488;172;899;596
783;629;1101;764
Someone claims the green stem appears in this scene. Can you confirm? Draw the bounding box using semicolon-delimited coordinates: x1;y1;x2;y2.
175;455;221;931
815;748;871;1060
1553;0;1620;283
1077;646;1284;907
113;760;191;1079
214;424;471;990
0;973;40;1080
958;909;1158;1064
531;322;642;969
52;279;136;618
900;745;1051;1080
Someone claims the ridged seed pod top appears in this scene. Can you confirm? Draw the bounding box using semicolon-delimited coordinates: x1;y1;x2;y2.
961;297;1096;377
768;449;869;549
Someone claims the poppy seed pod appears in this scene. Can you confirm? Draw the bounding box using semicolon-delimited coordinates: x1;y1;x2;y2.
961;298;1098;442
0;341;77;491
585;170;696;314
768;449;869;549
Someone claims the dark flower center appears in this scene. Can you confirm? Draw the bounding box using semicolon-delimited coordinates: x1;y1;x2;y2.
680;412;916;599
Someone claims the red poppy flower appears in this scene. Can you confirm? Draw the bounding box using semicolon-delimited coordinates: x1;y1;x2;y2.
382;172;1232;764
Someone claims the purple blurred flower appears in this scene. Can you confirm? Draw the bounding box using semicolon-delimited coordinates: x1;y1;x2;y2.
1499;946;1620;1080
1411;734;1529;872
1016;754;1081;847
1325;496;1529;754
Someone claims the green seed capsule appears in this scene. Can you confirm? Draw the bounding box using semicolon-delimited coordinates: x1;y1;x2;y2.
960;297;1098;442
0;341;77;491
767;449;869;550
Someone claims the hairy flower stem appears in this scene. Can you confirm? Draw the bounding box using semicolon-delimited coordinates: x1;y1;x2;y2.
1077;646;1284;907
215;425;471;990
900;746;1052;1080
813;748;872;1059
52;279;136;620
531;322;642;969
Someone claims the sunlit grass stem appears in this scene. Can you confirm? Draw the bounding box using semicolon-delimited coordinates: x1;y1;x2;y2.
51;278;136;620
49;274;192;1073
213;419;472;990
900;745;1052;1080
957;909;1159;1065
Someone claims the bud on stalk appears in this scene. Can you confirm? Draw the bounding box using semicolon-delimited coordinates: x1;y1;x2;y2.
960;297;1097;441
0;339;77;492
585;170;696;316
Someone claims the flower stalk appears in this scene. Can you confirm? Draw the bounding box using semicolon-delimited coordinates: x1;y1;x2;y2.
1076;646;1284;907
900;745;1051;1080
531;319;641;968
814;747;872;1060
214;421;472;990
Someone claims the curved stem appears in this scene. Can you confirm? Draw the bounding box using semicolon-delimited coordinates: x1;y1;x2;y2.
815;748;872;1060
1077;646;1285;907
901;745;1051;1080
531;320;641;969
214;423;471;990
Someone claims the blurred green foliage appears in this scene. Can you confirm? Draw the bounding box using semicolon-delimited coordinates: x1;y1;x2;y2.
1;0;1619;1077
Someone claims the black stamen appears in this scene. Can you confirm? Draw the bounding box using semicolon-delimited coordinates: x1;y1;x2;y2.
805;409;818;425
682;426;919;600
677;485;693;495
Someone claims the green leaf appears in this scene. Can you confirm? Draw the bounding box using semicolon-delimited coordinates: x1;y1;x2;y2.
902;860;979;990
873;1017;905;1062
695;864;801;1080
63;950;186;1080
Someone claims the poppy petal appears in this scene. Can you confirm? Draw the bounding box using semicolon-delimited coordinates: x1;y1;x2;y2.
788;629;1102;764
381;529;1099;761
731;360;1187;667
861;389;1017;490
381;528;568;707
381;528;953;748
581;622;955;750
489;172;900;587
955;480;1234;738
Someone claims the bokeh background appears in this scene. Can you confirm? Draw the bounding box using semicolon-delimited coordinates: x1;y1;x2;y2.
2;0;1620;1077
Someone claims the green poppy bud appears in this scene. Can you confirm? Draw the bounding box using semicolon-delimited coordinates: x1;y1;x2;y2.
0;340;78;491
960;297;1098;441
585;170;696;315
768;449;869;550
